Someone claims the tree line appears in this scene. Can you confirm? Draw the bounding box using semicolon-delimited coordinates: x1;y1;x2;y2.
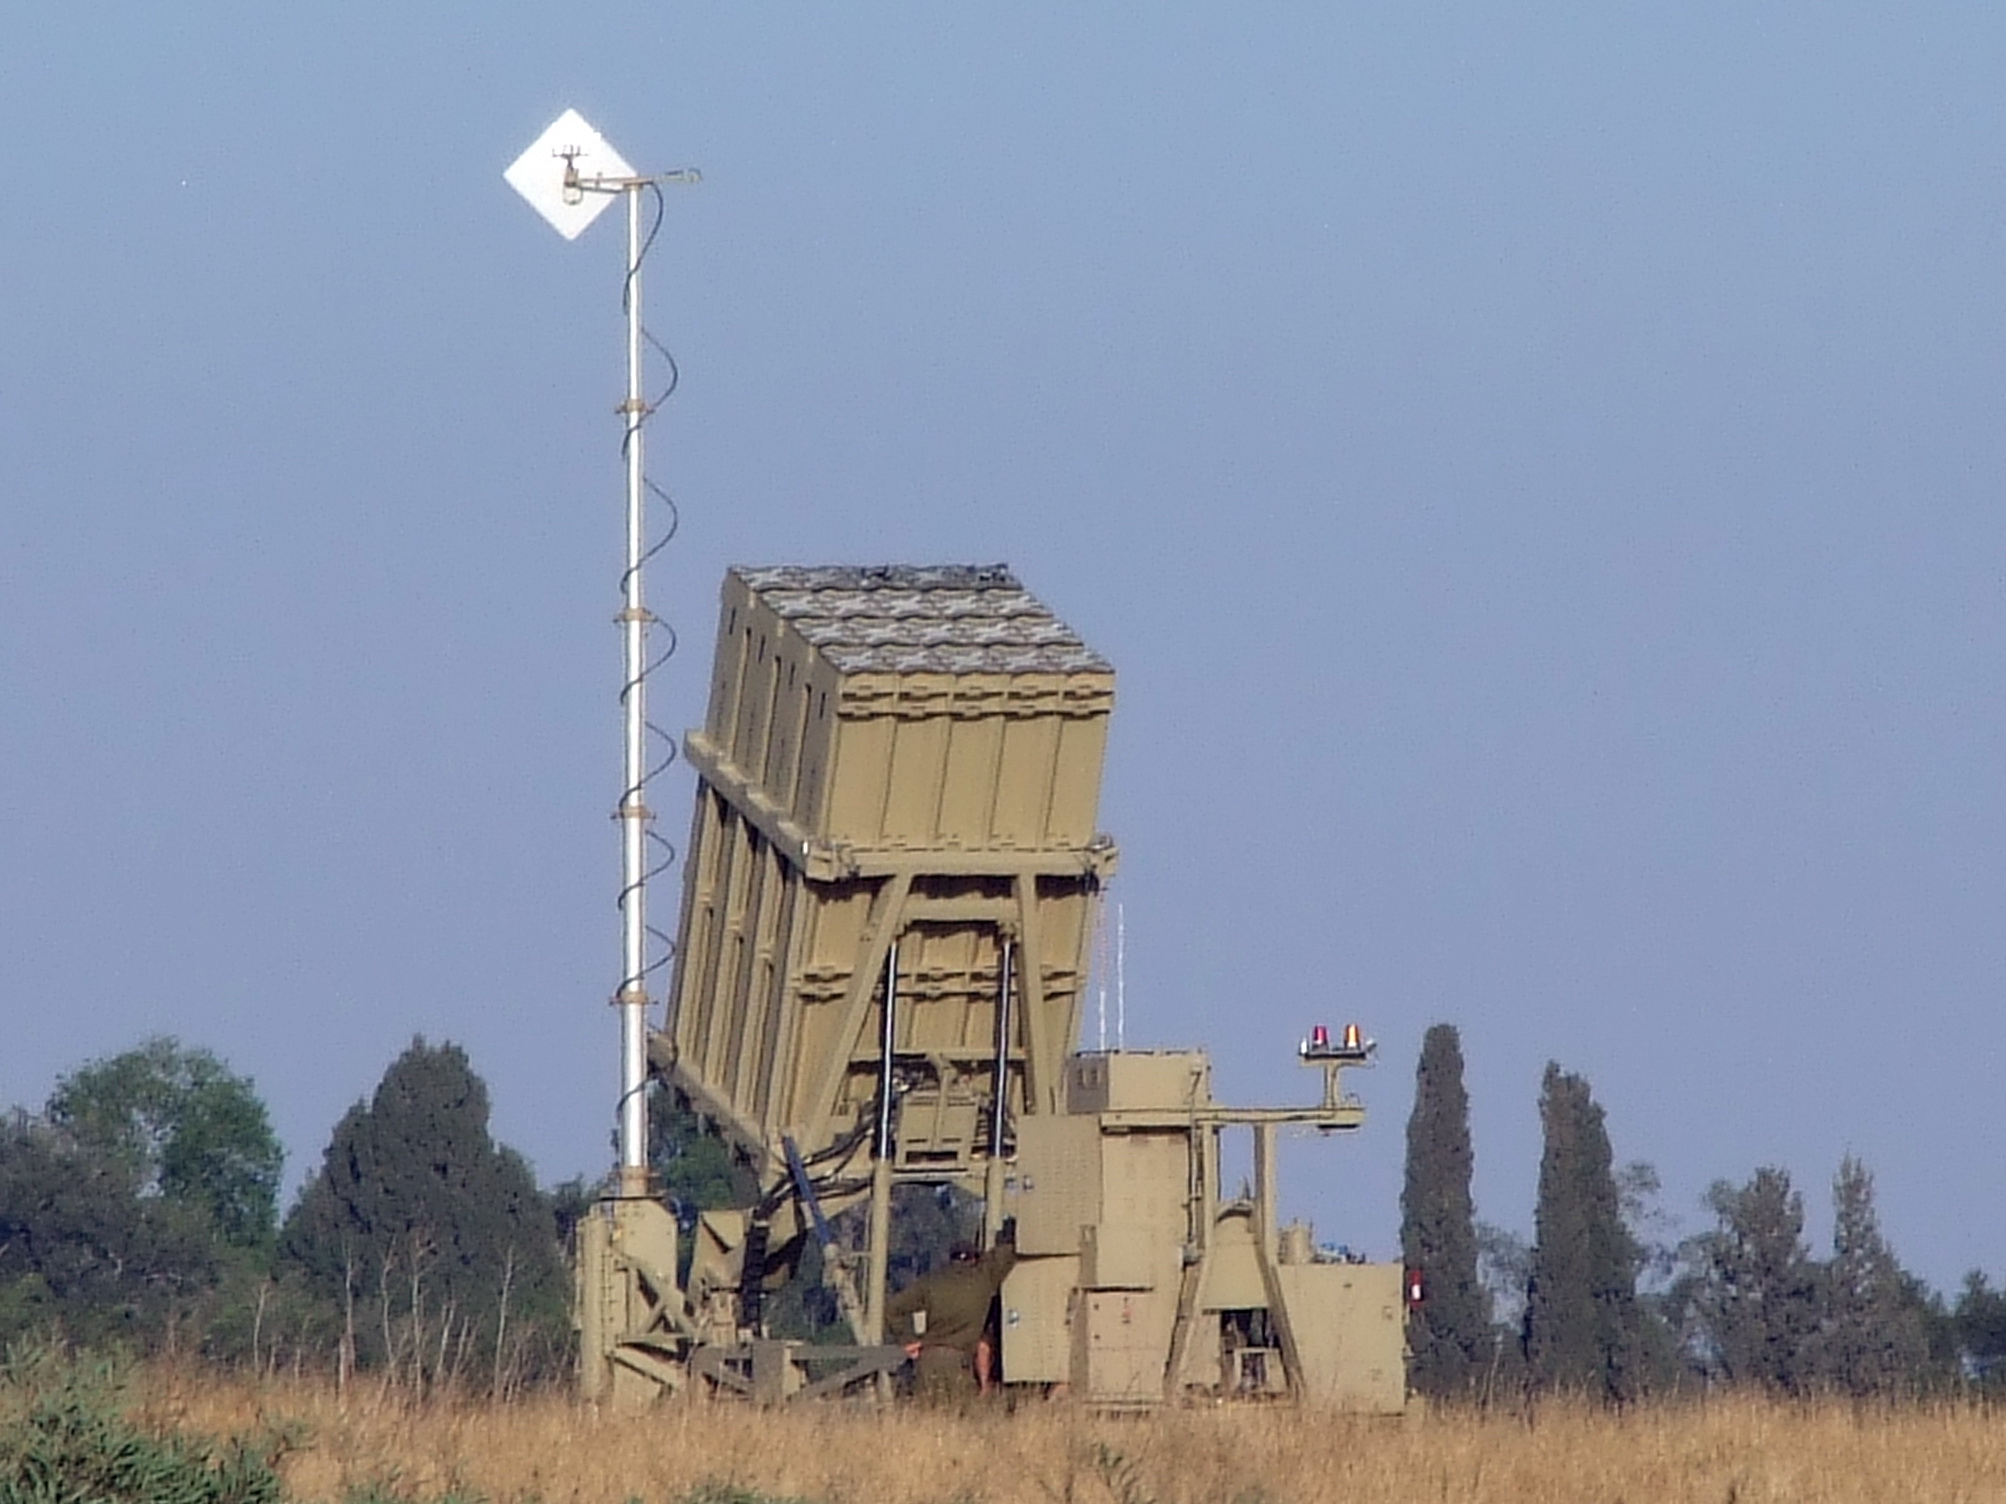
0;1036;577;1395
0;1032;998;1387
14;1026;2006;1404
1400;1023;2006;1404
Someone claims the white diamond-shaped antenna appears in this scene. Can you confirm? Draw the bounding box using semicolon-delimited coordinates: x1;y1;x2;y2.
504;108;637;241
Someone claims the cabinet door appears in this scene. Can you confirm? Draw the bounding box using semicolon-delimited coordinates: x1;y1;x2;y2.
1000;1254;1079;1384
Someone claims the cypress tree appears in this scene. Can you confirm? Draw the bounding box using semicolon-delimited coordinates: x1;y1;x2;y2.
280;1039;568;1383
1400;1023;1488;1401
1523;1062;1640;1402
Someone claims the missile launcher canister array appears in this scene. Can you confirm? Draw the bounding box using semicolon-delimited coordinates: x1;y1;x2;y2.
658;564;1115;1178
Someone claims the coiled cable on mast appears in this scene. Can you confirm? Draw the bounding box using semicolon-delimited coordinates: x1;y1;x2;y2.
612;178;686;1029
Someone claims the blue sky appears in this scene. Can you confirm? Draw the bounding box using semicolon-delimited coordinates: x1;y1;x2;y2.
4;4;2004;1289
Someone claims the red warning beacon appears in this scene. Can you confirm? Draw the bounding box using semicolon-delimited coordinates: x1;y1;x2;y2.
1300;1021;1373;1062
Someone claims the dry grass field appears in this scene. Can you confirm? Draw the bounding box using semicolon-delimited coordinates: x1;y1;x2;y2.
128;1370;2006;1504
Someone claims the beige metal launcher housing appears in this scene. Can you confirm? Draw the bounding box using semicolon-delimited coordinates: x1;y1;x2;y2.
660;564;1115;1177
1001;1050;1406;1411
575;564;1405;1410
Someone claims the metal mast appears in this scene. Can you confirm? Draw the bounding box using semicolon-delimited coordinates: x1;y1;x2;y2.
614;180;651;1191
505;111;698;1193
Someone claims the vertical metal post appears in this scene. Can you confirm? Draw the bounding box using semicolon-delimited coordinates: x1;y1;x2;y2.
865;1162;893;1346
615;182;651;1192
1251;1119;1303;1395
865;942;899;1346
1254;1122;1278;1260
983;938;1015;1240
875;940;900;1159
990;938;1014;1160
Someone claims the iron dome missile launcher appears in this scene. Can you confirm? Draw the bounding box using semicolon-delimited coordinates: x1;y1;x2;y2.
576;565;1405;1409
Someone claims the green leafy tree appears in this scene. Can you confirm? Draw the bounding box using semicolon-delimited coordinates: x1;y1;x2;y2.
0;1111;222;1350
545;1175;599;1251
1680;1167;1823;1394
1473;1220;1534;1396
1954;1271;2006;1387
1400;1023;1489;1401
884;1184;984;1290
648;1084;758;1227
1615;1161;1688;1394
1522;1062;1642;1402
278;1039;568;1389
1476;1221;1532;1331
47;1038;283;1253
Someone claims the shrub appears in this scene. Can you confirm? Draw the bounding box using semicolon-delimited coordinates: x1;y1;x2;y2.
0;1348;285;1504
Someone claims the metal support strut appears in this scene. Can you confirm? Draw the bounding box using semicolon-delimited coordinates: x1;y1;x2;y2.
984;938;1015;1240
864;940;899;1346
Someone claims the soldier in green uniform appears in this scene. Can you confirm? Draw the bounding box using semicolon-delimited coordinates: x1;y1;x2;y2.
884;1222;1017;1402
